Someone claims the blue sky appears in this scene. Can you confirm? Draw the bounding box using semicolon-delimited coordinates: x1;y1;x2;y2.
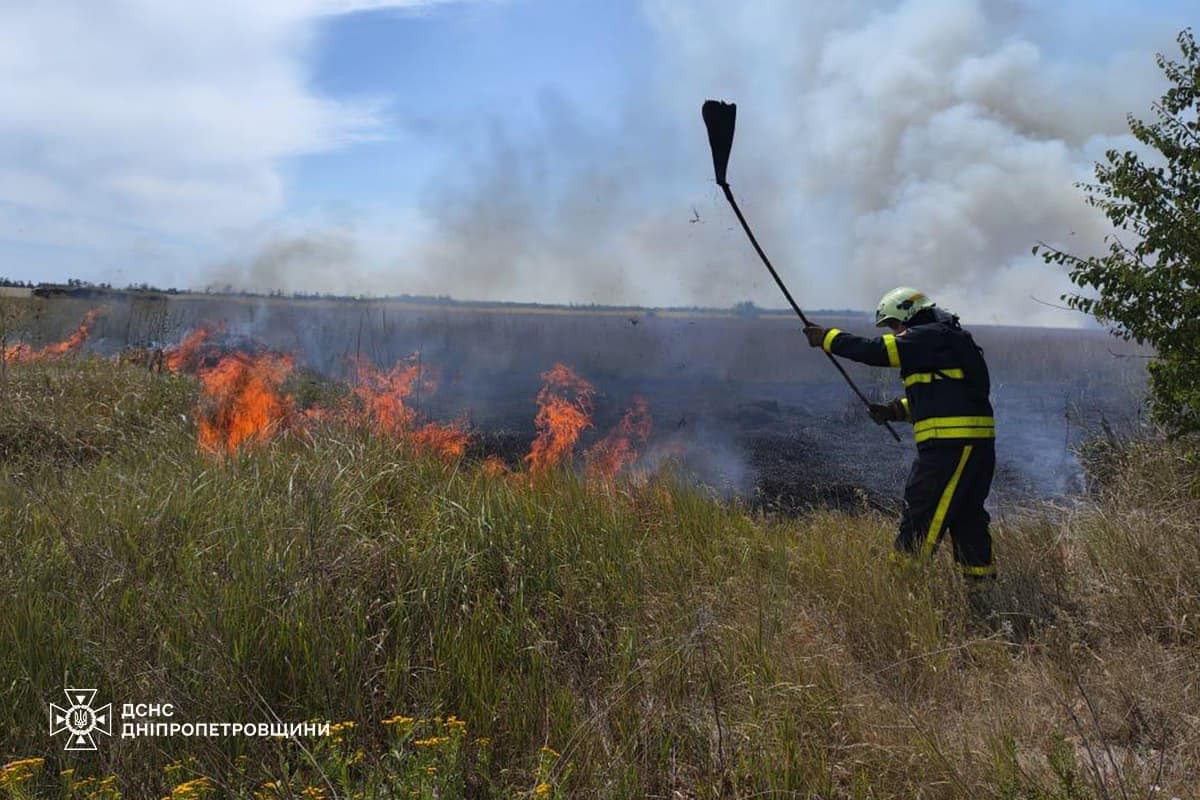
290;0;652;218
0;0;1194;323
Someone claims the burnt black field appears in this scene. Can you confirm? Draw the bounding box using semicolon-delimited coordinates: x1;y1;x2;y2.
9;291;1150;511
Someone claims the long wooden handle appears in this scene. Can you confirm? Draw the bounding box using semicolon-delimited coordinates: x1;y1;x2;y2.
719;183;901;443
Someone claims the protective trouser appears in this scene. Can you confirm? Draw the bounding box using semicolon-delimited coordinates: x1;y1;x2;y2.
896;440;995;580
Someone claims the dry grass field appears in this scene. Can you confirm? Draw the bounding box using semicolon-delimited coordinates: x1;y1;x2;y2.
0;353;1194;799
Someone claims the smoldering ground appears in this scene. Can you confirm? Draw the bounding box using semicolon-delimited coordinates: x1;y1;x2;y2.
22;294;1150;511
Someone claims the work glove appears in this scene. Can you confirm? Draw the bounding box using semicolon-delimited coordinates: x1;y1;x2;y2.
868;399;905;425
802;325;827;348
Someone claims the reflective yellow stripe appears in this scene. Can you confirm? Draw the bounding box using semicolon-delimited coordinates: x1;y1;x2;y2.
882;334;900;367
914;415;995;443
914;427;994;443
921;445;973;559
903;368;964;387
913;416;994;433
961;564;996;577
899;397;910;420
822;328;842;354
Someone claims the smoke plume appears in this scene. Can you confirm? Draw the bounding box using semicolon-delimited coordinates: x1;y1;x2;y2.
64;0;1176;326
358;0;1174;324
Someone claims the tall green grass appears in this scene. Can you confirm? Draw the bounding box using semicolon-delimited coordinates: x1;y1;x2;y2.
0;359;1196;799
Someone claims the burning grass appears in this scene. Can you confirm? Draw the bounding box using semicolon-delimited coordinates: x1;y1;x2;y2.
526;362;596;474
2;307;104;364
0;358;1196;798
195;350;296;453
155;327;642;471
585;395;652;480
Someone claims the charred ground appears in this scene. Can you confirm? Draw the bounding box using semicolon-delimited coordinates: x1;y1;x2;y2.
2;291;1149;510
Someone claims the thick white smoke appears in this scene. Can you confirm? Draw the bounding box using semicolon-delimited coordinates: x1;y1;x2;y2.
638;0;1171;324
268;0;1170;324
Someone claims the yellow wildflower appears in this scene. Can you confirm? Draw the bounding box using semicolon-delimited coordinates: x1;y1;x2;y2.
167;776;214;799
534;782;553;798
301;786;327;799
539;745;560;759
348;749;365;765
381;714;415;727
254;781;283;800
413;735;450;747
0;758;45;787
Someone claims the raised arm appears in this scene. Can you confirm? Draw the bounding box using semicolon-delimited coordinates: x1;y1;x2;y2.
804;325;901;368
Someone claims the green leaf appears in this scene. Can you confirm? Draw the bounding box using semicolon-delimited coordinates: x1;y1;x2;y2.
1048;27;1200;435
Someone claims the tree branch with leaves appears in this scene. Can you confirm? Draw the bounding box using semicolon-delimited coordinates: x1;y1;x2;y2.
1036;28;1200;435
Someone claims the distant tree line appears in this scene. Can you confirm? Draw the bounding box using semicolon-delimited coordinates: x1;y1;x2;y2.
0;276;868;317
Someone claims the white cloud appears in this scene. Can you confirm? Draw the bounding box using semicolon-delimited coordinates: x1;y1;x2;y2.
0;0;406;280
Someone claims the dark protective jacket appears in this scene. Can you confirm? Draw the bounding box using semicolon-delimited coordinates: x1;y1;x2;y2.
820;308;994;445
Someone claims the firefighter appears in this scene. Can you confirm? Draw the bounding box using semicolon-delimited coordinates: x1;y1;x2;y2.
802;288;997;582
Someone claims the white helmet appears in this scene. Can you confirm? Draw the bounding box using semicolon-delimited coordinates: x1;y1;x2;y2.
875;287;935;327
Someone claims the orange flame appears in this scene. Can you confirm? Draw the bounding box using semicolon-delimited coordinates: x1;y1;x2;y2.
196;351;295;453
301;405;335;424
164;324;217;373
350;356;432;435
413;422;470;459
155;328;471;460
482;455;509;477
320;355;463;459
4;308;104;363
585;396;653;479
525;363;595;474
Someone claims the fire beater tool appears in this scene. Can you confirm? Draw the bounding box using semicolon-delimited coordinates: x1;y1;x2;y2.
701;99;901;442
